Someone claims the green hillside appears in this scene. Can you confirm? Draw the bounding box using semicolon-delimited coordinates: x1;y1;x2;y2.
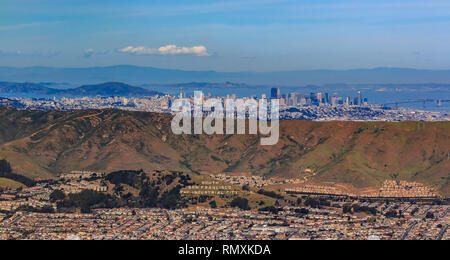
0;177;25;189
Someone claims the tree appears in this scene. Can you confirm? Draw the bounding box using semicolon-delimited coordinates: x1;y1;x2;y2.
295;208;309;215
230;197;250;210
158;186;182;209
0;159;35;187
113;185;124;196
343;204;352;214
426;212;435;219
0;159;12;175
57;190;120;213
304;198;321;208
50;189;66;202
257;189;284;199
385;210;399;218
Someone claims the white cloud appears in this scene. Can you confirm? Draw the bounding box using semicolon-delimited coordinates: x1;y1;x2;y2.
118;45;210;56
83;48;108;58
83;49;96;58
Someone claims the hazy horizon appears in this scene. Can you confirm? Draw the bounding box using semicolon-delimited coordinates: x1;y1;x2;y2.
3;66;450;86
3;64;450;73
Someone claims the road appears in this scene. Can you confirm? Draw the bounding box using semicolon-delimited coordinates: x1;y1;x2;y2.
401;221;417;240
437;225;448;240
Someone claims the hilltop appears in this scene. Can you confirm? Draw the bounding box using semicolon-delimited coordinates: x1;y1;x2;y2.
0;107;448;195
0;81;162;97
0;82;57;95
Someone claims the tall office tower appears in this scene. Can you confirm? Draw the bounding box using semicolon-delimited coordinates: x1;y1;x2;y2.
345;97;351;106
200;92;205;103
331;97;337;106
309;92;315;103
357;91;362;106
271;88;281;99
317;93;323;104
300;96;307;106
289;93;297;106
325;93;329;104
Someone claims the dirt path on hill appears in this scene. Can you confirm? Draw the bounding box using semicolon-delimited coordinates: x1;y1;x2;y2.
75;110;104;120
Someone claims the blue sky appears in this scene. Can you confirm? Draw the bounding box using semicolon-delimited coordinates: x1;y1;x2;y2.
1;0;450;71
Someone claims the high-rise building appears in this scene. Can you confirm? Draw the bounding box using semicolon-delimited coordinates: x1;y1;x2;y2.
344;97;350;107
271;88;281;99
289;93;298;106
357;91;362;106
317;93;323;104
300;96;307;106
331;97;337;106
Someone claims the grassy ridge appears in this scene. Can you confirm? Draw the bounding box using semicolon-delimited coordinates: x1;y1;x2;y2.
0;108;448;195
0;177;25;189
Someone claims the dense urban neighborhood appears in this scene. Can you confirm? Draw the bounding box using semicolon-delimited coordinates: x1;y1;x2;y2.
1;202;448;240
0;165;448;240
1;89;448;122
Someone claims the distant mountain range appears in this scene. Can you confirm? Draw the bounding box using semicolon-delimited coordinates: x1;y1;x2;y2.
0;82;162;97
2;66;450;85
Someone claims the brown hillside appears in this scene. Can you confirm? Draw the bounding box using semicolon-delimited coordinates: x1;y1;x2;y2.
0;108;448;195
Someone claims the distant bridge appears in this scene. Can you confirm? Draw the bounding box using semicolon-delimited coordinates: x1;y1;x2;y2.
381;99;450;109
